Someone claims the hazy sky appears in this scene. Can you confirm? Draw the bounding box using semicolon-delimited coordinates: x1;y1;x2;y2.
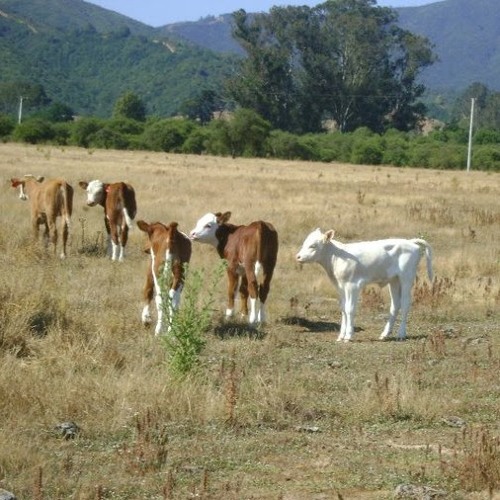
86;0;437;27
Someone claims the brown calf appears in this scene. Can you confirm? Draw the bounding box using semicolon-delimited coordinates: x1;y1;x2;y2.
137;220;192;335
79;180;137;261
10;175;73;259
189;211;278;325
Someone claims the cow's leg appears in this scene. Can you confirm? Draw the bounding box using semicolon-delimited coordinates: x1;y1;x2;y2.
60;220;69;259
246;268;260;325
154;291;163;336
118;224;129;262
226;269;239;319
380;279;401;340
337;291;347;341
257;264;274;324
142;267;155;327
47;219;58;256
109;223;120;261
396;282;413;340
239;276;249;317
341;285;359;342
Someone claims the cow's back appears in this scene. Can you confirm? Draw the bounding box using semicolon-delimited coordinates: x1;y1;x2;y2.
40;179;73;218
228;221;278;269
106;182;136;218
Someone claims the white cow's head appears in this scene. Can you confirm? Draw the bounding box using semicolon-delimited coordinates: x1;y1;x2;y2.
79;179;105;206
296;228;335;263
189;211;230;247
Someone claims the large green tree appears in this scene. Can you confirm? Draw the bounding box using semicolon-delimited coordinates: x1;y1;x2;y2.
227;0;435;133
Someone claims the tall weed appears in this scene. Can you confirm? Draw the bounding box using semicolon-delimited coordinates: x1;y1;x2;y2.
159;261;225;375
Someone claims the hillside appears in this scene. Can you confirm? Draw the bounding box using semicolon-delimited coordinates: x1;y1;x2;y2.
0;0;239;117
397;0;500;90
164;0;500;92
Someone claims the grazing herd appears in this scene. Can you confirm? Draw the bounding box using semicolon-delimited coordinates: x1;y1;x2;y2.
10;174;434;342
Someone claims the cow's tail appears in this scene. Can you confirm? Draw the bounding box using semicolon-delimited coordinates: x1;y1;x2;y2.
61;182;74;227
123;208;134;228
122;183;136;229
412;238;433;282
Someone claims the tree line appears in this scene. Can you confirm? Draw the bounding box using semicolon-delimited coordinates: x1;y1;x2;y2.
0;0;499;171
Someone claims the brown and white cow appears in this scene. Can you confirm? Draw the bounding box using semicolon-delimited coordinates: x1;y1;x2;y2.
79;180;137;261
137;220;192;335
189;212;278;325
10;175;73;259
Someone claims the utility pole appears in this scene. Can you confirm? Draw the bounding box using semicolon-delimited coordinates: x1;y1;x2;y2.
18;96;24;124
466;97;475;173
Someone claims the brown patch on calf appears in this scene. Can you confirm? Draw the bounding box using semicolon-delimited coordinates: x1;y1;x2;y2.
214;211;278;319
79;180;137;260
137;220;192;331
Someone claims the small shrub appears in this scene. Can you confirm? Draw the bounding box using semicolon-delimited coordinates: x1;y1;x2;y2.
159;262;225;376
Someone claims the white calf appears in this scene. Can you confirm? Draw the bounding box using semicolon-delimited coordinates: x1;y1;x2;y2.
296;229;433;342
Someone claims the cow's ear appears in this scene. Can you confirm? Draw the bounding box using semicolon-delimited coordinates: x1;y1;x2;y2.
324;229;335;241
169;222;179;231
78;181;88;190
136;220;150;233
36;176;44;183
219;211;231;223
10;178;21;188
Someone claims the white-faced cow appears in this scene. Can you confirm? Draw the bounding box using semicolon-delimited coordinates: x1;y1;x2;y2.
189;212;278;325
10;175;73;259
137;220;192;335
79;180;137;262
296;229;433;342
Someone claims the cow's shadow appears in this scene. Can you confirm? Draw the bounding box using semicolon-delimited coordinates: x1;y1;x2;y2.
213;320;267;340
280;315;346;333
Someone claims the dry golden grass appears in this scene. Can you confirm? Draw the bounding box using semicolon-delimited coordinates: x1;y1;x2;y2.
0;143;499;499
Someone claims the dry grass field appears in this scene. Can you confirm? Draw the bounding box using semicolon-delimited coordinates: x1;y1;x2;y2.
0;143;499;499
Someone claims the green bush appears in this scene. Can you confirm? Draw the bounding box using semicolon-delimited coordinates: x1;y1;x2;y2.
226;108;271;158
13;119;55;144
474;128;500;145
266;130;318;160
351;136;383;165
142;118;195;152
70;117;105;148
203;120;232;157
181;125;209;155
107;117;145;135
472;145;500;172
382;131;410;166
88;127;129;150
0;114;15;137
428;144;467;170
51;122;72;145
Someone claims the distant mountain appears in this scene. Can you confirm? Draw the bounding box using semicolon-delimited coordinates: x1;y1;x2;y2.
158;15;244;56
0;0;156;37
396;0;500;90
163;0;500;92
0;0;238;117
